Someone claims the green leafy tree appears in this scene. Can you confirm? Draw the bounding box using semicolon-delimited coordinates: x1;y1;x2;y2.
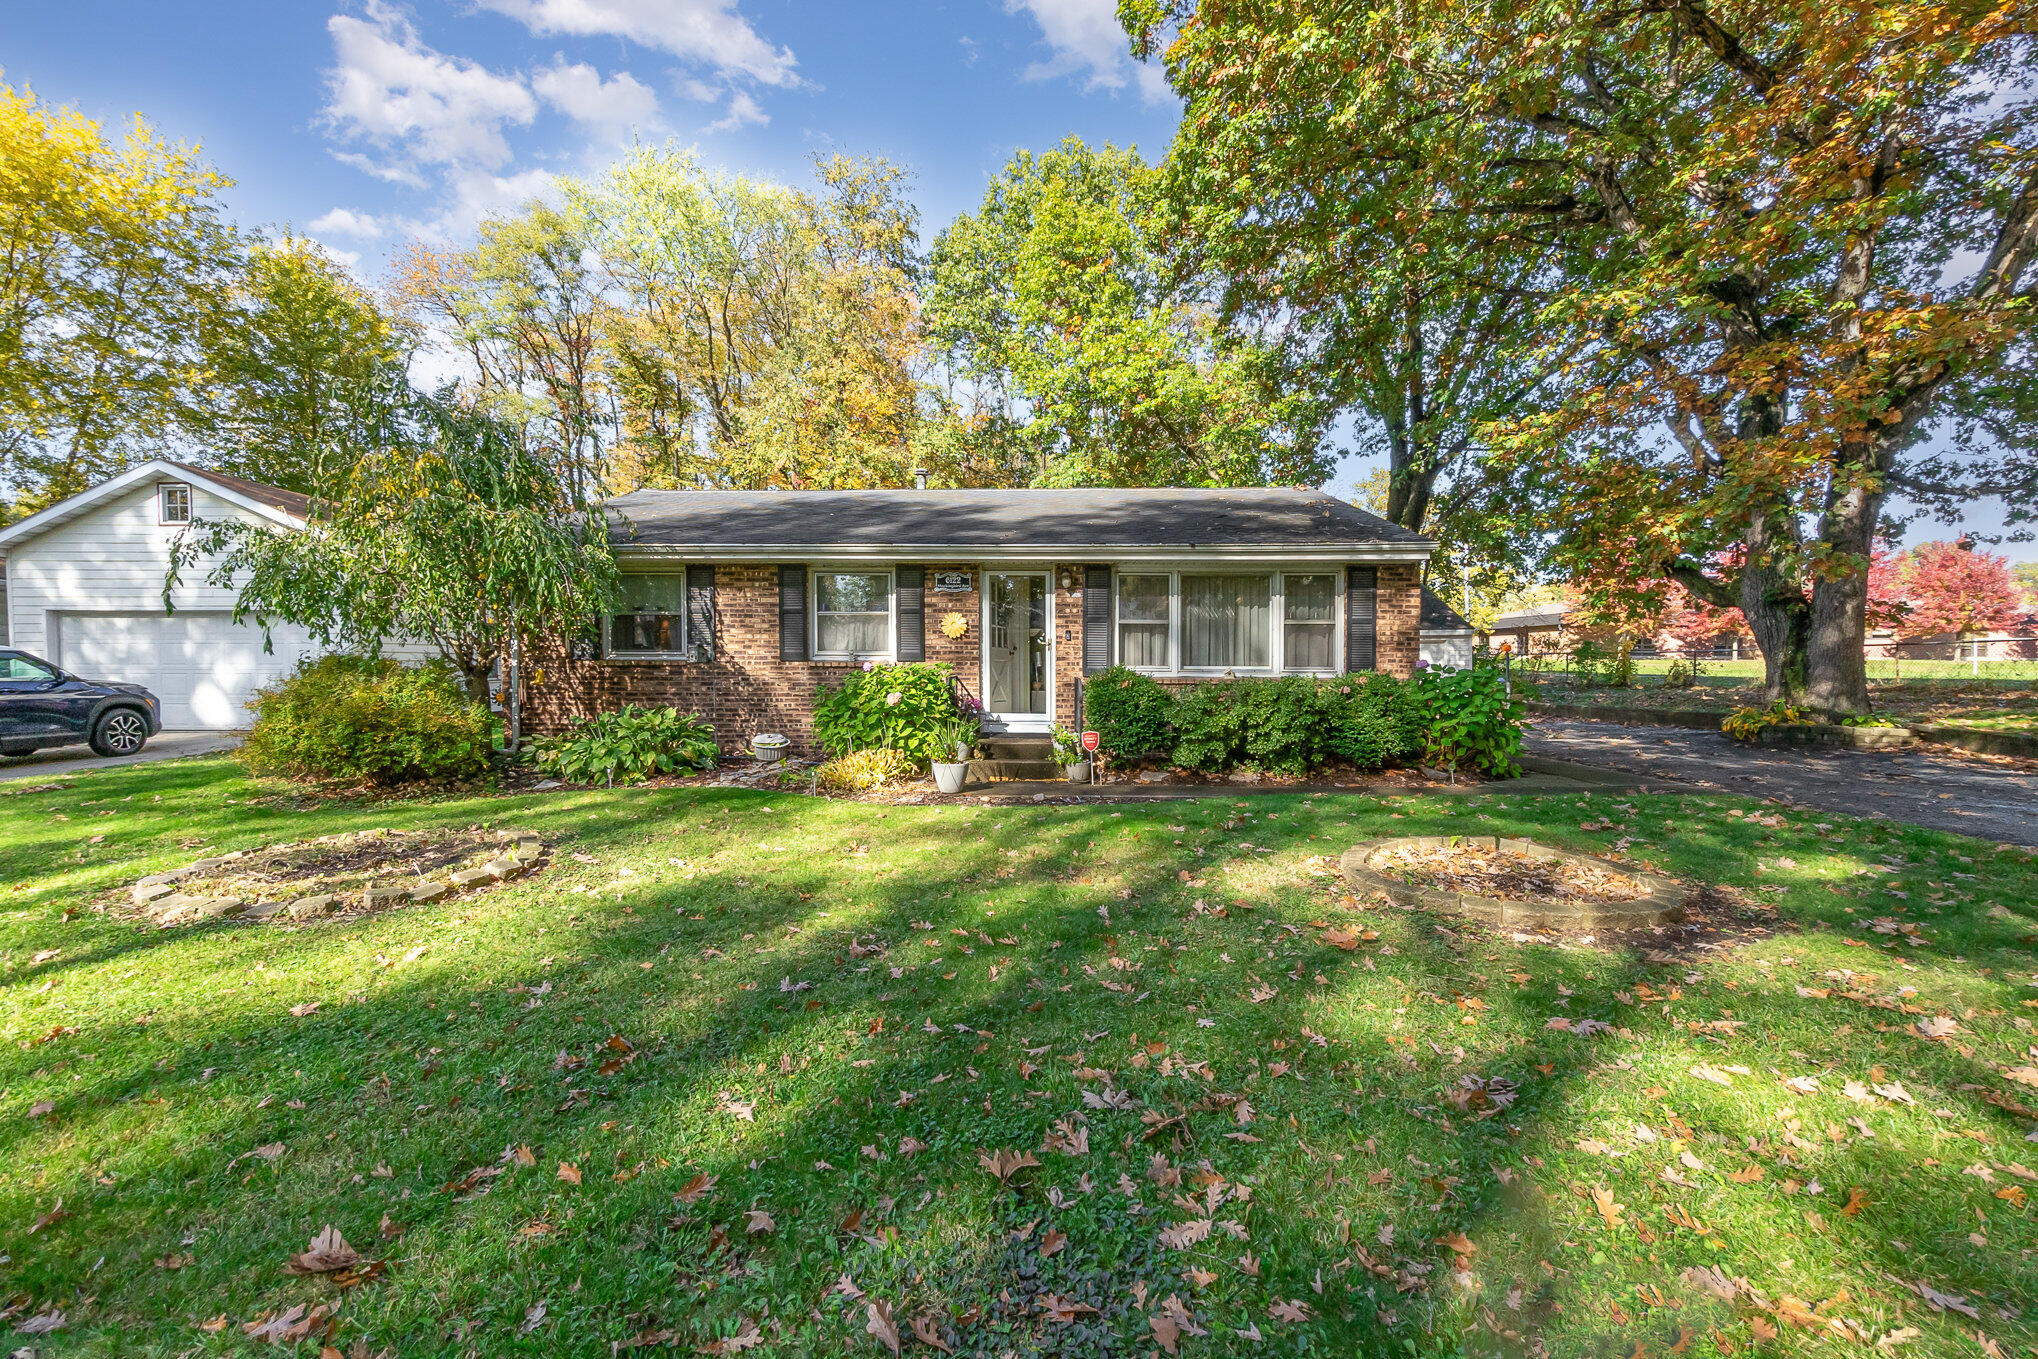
167;376;618;740
392;203;615;504
0;81;239;508
1126;0;2038;712
927;137;1329;487
201;235;405;495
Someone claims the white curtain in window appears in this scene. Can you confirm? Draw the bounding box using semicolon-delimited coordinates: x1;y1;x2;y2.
816;572;891;655
1283;573;1336;670
1117;573;1171;668
1182;575;1270;669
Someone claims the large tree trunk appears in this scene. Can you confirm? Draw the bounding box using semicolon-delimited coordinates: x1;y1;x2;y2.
1738;507;1812;702
1804;435;1890;716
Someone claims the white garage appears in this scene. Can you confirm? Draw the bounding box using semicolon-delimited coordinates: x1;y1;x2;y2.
54;611;321;730
0;460;325;731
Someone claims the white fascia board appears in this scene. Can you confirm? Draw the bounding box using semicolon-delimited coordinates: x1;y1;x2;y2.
0;459;306;550
613;544;1436;565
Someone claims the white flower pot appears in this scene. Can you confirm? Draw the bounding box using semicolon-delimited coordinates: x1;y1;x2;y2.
1064;761;1091;783
932;760;968;794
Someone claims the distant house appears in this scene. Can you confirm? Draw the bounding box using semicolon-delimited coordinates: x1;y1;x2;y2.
1485;606;1570;654
529;486;1438;755
1419;589;1476;669
0;460;325;729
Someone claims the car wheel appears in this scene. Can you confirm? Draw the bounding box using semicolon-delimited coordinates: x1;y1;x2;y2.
90;709;150;757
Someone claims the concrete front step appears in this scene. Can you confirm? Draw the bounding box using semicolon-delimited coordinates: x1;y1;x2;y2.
969;757;1068;781
977;735;1053;759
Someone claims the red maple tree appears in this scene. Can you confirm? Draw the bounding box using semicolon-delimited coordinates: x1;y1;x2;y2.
1891;542;2025;639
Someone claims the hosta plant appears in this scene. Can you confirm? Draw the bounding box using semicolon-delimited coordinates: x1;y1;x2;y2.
535;706;719;784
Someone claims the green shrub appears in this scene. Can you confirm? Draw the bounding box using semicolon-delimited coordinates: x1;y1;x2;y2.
1323;673;1426;771
812;662;960;764
1159;673;1424;776
813;747;920;791
240;655;492;786
1082;667;1176;759
534;706;719;784
1413;663;1526;775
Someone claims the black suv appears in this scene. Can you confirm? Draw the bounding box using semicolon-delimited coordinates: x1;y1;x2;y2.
0;648;161;759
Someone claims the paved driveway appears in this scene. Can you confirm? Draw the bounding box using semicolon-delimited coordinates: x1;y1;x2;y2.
0;731;240;781
1525;718;2038;847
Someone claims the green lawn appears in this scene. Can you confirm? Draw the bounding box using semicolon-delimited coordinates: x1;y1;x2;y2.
1919;710;2038;736
4;758;2037;1357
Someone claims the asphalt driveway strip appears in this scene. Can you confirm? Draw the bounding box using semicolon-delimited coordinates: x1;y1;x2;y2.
0;731;240;782
1525;717;2038;847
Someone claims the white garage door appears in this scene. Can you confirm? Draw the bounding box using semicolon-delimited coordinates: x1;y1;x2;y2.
58;612;321;730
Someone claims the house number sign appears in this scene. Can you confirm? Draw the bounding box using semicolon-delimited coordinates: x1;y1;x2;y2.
933;570;974;593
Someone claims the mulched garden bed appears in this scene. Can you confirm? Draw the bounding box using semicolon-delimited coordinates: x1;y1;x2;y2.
1366;840;1654;903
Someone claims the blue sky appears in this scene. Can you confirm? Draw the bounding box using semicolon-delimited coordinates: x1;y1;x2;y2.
1;0;1180;267
3;1;2024;556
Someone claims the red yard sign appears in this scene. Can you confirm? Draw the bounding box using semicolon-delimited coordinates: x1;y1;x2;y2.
1081;730;1100;753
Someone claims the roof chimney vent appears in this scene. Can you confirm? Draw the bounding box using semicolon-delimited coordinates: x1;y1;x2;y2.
913;468;928;490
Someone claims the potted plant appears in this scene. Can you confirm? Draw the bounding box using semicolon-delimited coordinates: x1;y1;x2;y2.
1051;725;1090;783
931;716;974;794
750;732;790;764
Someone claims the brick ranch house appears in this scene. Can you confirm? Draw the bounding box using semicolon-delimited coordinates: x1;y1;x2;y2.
527;487;1439;756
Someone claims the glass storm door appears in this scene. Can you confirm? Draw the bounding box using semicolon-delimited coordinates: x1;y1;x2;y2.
982;572;1051;730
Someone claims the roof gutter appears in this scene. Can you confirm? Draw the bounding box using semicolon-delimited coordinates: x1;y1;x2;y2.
611;543;1436;564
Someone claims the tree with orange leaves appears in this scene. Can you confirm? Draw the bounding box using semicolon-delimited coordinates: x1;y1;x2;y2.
1127;0;2038;712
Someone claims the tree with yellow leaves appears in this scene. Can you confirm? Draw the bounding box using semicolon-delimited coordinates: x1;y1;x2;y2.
0;80;238;508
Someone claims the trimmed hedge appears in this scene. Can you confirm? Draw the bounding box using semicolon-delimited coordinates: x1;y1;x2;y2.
1081;668;1426;776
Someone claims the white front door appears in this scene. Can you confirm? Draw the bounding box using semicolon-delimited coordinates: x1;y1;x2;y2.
980;572;1052;732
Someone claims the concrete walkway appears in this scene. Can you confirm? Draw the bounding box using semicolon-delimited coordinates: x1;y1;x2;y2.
0;731;239;782
1525;717;2038;847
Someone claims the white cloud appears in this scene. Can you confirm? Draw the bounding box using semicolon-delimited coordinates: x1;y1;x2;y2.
435;166;563;238
676;76;721;103
323;2;536;172
706;90;767;133
533;59;661;136
1006;0;1170;103
959;35;980;67
309;207;389;238
477;0;798;87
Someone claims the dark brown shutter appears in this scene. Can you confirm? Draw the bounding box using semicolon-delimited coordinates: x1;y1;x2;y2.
1083;565;1113;673
778;565;807;661
1346;566;1377;672
895;565;924;661
686;565;715;660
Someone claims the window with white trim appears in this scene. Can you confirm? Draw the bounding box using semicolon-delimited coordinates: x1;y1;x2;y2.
1116;573;1171;669
813;570;894;659
1282;573;1338;670
159;483;191;524
606;572;687;657
1115;571;1343;674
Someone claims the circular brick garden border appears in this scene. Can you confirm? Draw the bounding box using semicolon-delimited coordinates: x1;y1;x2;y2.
1339;835;1685;929
128;834;548;926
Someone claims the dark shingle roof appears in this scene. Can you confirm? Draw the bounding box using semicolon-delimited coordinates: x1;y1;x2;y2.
1420;589;1472;632
605;487;1431;552
163;460;311;521
1489;608;1567;631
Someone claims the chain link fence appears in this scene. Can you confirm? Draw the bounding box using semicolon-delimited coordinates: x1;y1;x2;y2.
1493;639;2038;687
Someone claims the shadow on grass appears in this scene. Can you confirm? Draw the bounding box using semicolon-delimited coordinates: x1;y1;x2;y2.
1;786;2032;1356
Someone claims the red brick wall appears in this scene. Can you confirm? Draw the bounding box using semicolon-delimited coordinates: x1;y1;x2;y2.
528;558;1423;753
1378;562;1421;678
